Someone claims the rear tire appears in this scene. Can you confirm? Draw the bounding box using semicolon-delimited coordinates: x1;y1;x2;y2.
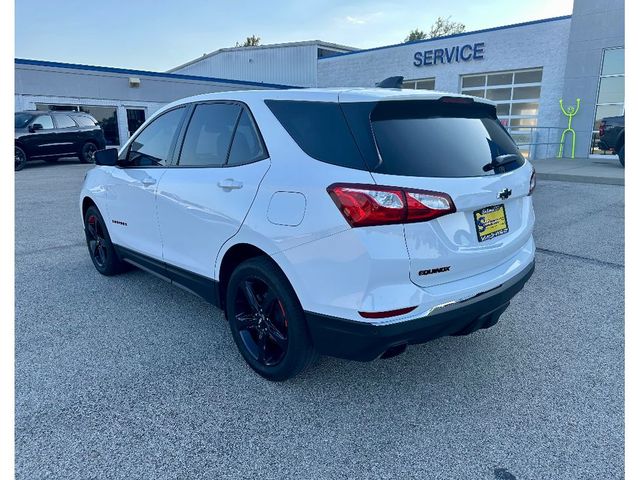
80;142;97;164
618;144;625;167
84;206;128;276
226;257;318;381
15;146;27;171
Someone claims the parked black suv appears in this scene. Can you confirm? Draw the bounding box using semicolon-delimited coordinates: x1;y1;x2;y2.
15;111;107;171
598;114;625;167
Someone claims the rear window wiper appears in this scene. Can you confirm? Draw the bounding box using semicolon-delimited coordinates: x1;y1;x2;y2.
482;154;521;172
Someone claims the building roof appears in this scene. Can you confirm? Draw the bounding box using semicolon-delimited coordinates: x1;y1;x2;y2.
15;57;298;89
167;40;357;73
317;15;572;60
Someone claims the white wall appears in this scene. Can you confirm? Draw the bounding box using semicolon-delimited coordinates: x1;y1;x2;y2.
562;0;624;157
172;44;319;87
318;18;572;132
15;61;279;145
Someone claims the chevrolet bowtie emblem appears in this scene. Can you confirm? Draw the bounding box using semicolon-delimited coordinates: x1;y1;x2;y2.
498;188;512;200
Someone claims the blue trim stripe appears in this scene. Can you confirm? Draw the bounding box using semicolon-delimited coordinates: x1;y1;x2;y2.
14;58;299;89
318;15;572;60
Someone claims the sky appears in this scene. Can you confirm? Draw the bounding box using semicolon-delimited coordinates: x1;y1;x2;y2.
15;0;574;72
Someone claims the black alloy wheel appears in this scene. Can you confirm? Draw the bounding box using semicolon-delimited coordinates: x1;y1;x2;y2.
15;147;27;171
234;277;289;366
83;206;127;276
81;142;97;163
226;257;317;381
86;212;108;269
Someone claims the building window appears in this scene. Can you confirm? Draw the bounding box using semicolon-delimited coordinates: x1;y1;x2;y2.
36;104;120;145
317;48;344;58
126;109;146;137
402;78;435;90
591;47;624;154
460;68;543;128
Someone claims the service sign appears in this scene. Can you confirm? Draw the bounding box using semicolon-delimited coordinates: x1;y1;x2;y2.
413;42;485;67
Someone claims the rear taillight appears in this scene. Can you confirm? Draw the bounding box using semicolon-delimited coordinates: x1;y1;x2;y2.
599;122;606;137
327;183;456;227
528;168;536;195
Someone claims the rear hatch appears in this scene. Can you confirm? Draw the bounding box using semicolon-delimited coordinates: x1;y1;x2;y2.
340;96;535;288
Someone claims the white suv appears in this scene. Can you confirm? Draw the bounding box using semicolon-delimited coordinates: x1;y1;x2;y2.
80;87;536;381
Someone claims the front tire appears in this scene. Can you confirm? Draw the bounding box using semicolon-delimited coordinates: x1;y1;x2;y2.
80;142;97;164
84;206;127;276
15;146;27;171
618;144;625;167
226;257;318;381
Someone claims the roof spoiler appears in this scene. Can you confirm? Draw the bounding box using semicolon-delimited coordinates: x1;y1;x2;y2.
375;76;404;89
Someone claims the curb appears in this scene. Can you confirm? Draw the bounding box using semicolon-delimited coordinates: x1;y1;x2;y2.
536;172;624;186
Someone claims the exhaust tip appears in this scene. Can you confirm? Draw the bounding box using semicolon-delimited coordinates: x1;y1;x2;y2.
380;343;408;359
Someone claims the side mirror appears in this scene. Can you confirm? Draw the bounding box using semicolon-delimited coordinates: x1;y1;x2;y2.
94;148;118;166
29;123;43;132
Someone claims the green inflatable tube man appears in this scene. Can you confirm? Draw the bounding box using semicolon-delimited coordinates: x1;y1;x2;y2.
557;98;580;159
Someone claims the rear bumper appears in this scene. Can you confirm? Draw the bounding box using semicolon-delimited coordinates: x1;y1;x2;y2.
305;260;534;361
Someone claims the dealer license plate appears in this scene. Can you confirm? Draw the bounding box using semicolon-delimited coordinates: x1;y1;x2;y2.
473;204;509;242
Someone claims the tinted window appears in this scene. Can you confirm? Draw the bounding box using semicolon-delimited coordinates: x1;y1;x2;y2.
75;116;97;127
128;107;185;167
15;113;33;129
227;109;267;166
265;100;368;170
179;103;241;167
34;115;54;129
369;101;523;177
56;115;77;128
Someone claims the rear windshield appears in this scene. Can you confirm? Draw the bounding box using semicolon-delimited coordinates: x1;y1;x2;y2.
367;100;524;177
266;99;524;178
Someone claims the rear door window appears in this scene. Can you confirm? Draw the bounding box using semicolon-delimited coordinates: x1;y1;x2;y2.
179;103;241;167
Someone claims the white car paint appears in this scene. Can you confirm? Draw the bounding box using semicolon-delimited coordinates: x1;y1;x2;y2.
155;159;271;278
80;87;535;327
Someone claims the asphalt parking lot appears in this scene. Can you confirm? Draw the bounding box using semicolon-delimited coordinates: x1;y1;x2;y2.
15;160;624;479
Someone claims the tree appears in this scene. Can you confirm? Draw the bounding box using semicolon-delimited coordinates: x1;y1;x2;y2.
235;35;261;47
427;16;465;38
404;16;466;42
404;28;427;43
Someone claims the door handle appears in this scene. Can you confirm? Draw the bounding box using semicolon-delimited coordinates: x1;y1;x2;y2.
217;179;243;190
141;178;156;186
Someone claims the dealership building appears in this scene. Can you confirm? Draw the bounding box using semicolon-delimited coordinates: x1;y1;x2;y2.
15;0;623;158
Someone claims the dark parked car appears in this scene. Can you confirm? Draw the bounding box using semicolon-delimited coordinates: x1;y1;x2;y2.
598;114;625;167
15;111;107;171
